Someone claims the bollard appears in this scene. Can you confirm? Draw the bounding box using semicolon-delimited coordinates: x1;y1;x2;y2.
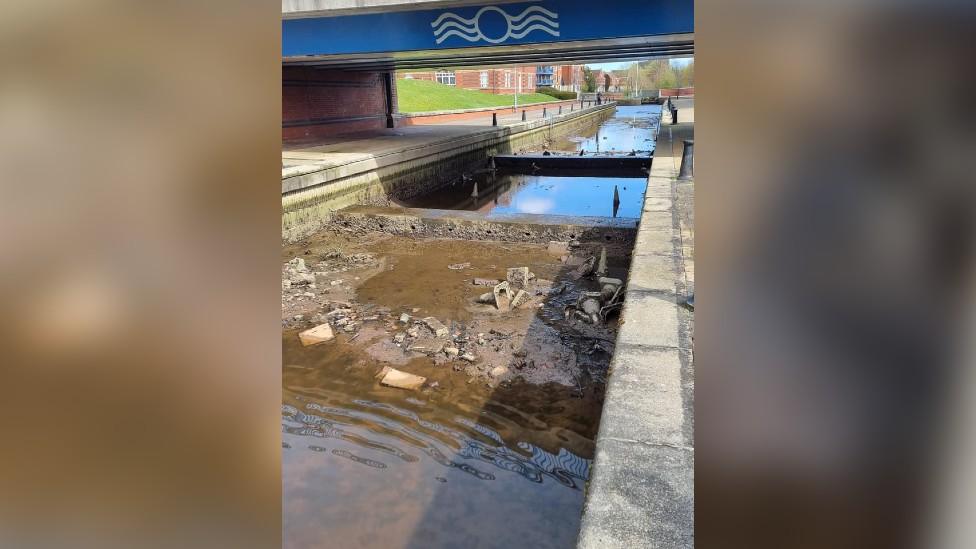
543;107;547;117
492;112;497;126
570;103;574;111
670;105;678;124
678;140;694;180
471;181;479;198
558;105;562;114
521;110;526;121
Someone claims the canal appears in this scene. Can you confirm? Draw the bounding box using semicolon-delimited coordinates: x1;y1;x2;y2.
282;104;661;549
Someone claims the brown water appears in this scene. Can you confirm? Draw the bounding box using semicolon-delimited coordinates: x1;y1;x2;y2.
283;338;601;549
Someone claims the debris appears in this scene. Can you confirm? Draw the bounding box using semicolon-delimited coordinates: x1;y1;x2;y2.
460;353;477;362
447;262;471;270
282;279;292;289
399;313;411;324
444;346;460;358
506;267;531;288
377;367;427;391
473;278;501;286
422;317;449;338
489;329;513;338
581;297;602;316
546;241;570;256
476;292;495;305
493;281;512;312
511;289;531;309
406;326;420;338
393;333;406;344
409;338;445;355
596;246;608;277
286;257;307;271
598;277;623;287
299;324;335;346
575;256;596;278
490;366;510;378
291;272;316;286
330;280;343;286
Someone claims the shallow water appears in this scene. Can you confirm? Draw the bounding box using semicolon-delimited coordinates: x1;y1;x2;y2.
400;172;646;219
551;104;661;154
283;333;603;549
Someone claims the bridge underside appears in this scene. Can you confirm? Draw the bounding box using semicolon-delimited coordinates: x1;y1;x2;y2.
284;34;693;71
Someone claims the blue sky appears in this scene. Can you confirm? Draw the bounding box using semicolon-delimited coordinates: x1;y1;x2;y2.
588;57;692;71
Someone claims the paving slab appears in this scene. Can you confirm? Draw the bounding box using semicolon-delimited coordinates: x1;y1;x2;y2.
577;439;694;549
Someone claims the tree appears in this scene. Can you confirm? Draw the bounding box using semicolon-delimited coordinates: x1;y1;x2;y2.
582;67;597;93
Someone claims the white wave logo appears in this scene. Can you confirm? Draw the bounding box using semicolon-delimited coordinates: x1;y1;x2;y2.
431;5;560;44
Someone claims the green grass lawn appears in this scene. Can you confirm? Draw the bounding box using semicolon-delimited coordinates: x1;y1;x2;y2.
396;78;559;113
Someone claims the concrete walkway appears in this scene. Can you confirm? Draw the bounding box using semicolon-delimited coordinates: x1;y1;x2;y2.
577;103;695;548
282;103;614;193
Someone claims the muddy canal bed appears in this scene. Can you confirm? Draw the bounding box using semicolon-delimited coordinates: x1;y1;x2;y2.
282;230;631;548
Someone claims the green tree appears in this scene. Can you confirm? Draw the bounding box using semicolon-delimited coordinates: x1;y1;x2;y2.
582;67;597;93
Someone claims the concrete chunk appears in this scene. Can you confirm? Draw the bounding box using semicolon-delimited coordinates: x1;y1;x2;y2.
511;289;531;309
507;267;531;288
298;324;334;346
378;367;427;391
547;241;570;255
422;316;449;338
493;281;512;312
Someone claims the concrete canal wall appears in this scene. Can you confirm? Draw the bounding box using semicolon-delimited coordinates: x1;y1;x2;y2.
576;104;695;548
282;103;616;241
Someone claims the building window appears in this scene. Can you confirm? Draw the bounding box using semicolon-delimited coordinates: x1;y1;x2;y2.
479;71;488;89
435;71;456;86
504;71;511;88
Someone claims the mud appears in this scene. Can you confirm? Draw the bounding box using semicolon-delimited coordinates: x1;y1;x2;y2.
283;229;630;388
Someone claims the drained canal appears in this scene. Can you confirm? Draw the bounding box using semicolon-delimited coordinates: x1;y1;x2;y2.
282;104;660;549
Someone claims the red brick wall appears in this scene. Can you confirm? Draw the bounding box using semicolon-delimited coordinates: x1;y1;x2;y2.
660;87;695;97
283;67;394;141
395;68;537;95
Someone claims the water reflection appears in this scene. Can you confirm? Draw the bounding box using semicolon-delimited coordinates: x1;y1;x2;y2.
553;105;662;154
403;173;645;219
283;396;590;489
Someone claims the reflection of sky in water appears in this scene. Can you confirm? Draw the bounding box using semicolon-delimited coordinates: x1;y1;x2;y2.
553;105;661;154
487;175;645;219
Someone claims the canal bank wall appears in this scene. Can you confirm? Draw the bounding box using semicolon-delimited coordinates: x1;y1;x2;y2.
576;104;695;548
282;103;616;241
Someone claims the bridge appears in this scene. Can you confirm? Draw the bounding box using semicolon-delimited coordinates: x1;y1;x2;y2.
282;0;693;137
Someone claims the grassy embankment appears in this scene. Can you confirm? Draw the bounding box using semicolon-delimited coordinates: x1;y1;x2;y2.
396;78;559;113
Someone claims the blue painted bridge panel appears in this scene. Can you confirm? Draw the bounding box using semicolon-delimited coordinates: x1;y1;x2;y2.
283;0;693;57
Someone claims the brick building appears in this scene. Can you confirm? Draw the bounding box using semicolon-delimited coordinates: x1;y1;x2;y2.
555;65;584;92
399;67;537;95
591;69;623;92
